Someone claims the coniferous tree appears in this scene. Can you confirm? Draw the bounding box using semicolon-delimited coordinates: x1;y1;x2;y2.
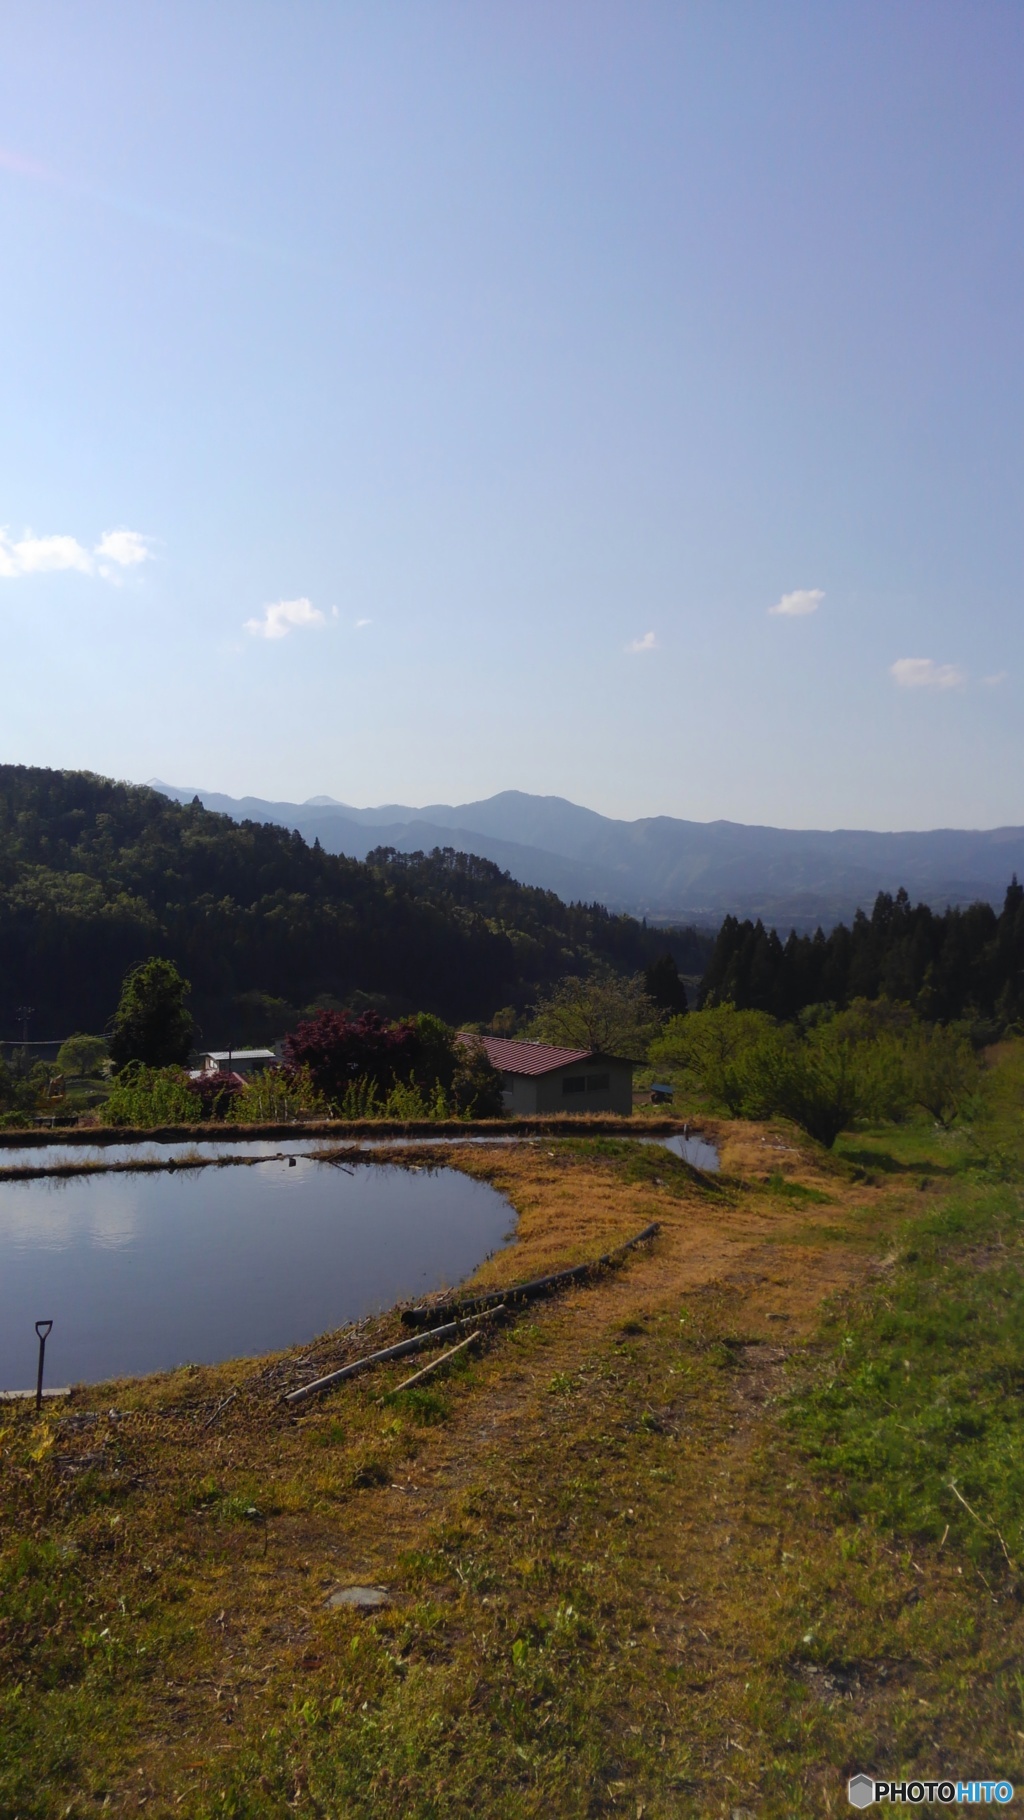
644;953;689;1015
107;958;195;1071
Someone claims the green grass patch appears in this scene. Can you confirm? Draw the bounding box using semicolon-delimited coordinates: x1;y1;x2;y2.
764;1171;832;1204
390;1386;452;1425
786;1180;1024;1573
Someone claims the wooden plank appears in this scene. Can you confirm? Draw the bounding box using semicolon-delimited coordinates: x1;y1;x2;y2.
282;1305;505;1406
389;1330;482;1395
400;1221;660;1326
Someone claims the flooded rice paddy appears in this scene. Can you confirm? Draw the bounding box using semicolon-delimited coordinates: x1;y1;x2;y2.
0;1135;515;1173
0;1129;720;1176
645;1131;721;1171
0;1156;514;1390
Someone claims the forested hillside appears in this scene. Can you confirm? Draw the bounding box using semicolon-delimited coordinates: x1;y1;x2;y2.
702;883;1024;1024
0;766;712;1041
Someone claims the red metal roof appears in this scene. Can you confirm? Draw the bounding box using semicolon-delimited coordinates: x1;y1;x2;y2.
456;1034;595;1077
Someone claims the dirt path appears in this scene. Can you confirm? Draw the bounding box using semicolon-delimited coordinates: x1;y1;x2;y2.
134;1146;887;1729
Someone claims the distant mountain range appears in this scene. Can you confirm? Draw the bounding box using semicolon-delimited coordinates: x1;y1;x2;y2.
149;782;1024;931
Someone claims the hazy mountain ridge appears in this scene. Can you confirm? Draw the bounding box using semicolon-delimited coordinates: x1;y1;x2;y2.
149;783;1024;929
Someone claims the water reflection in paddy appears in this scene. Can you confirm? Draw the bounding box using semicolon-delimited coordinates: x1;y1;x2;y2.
0;1130;718;1174
644;1131;721;1172
0;1157;514;1389
0;1135;519;1172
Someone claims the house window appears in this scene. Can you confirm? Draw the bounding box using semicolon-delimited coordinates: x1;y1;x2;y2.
586;1073;610;1092
562;1075;587;1095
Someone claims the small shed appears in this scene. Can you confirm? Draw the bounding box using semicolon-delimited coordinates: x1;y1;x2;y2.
458;1035;633;1116
197;1049;277;1077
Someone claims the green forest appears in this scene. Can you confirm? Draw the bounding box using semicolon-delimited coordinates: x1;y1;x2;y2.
0;765;711;1042
701;883;1024;1028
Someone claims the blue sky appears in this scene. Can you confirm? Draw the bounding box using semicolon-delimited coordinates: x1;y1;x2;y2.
1;1;1022;829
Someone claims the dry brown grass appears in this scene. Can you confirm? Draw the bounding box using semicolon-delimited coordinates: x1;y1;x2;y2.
2;1121;1015;1817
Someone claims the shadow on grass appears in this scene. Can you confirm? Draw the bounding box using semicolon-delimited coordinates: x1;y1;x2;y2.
839;1147;961;1177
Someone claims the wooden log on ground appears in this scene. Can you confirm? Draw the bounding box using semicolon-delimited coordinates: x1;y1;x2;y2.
282;1305;505;1406
389;1329;483;1395
400;1221;660;1327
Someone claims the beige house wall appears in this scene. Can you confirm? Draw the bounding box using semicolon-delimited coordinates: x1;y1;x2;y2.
501;1073;542;1115
500;1061;633;1117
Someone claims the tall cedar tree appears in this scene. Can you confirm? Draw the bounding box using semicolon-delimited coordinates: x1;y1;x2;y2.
644;953;689;1014
107;958;195;1071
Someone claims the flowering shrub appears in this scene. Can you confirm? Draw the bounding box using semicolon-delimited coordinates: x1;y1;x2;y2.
283;1010;418;1100
191;1069;244;1121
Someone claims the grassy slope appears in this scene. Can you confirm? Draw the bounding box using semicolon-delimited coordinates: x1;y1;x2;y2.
2;1057;1024;1816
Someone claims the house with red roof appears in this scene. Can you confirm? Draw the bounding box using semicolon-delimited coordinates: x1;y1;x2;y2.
456;1035;633;1116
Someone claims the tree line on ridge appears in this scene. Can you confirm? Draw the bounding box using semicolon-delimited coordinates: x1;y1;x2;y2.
700;883;1024;1029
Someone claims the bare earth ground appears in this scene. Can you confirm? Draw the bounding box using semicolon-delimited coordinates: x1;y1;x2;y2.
2;1124;1019;1817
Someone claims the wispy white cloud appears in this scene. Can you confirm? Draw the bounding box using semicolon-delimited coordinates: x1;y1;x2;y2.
0;530;92;577
0;524;154;581
94;528;152;568
626;630;657;653
982;671;1009;687
244;596;326;641
355;616;372;629
769;588;824;617
890;657;965;690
